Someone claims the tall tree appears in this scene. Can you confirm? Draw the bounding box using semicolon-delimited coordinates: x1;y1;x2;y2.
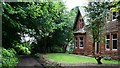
84;2;110;64
2;1;75;53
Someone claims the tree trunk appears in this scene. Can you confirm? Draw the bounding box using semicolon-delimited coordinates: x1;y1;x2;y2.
43;37;47;53
95;56;102;64
95;42;102;64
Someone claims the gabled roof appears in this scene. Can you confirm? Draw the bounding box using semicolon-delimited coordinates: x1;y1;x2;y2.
73;7;85;30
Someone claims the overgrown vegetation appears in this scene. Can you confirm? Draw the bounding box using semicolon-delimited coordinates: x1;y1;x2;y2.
2;0;119;67
2;1;75;67
1;48;19;67
14;42;32;55
2;1;75;53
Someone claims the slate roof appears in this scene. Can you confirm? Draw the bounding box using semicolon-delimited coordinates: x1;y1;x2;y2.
73;7;86;30
73;7;86;34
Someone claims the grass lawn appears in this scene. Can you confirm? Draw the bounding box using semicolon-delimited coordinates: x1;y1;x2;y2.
44;53;119;64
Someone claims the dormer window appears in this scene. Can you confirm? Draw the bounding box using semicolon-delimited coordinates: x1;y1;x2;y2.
79;19;82;22
112;12;116;20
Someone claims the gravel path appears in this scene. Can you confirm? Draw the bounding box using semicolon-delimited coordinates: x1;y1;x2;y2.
16;56;44;68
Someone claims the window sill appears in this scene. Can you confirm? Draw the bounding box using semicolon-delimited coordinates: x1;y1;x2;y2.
75;47;78;48
112;49;117;51
79;47;84;49
112;19;117;21
107;21;110;23
105;49;110;51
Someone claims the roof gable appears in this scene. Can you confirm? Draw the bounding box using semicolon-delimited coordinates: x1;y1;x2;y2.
73;8;85;30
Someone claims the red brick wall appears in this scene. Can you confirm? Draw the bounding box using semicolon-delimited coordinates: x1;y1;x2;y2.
74;30;93;55
75;15;84;31
73;11;119;59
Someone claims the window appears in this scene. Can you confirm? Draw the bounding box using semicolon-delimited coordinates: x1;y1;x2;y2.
106;12;110;22
79;37;84;48
75;38;78;48
112;34;117;50
105;35;110;50
112;12;116;20
79;19;82;22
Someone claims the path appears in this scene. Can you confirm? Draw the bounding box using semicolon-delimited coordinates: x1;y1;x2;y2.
16;56;44;68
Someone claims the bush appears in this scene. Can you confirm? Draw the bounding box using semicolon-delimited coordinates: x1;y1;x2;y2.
1;48;19;67
50;46;64;53
34;53;41;58
15;42;32;55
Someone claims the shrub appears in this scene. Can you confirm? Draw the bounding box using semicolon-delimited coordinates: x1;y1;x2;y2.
34;53;41;58
1;48;19;67
50;46;64;53
15;42;32;55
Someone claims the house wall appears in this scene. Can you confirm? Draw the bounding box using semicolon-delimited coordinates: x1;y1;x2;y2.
73;11;119;59
75;15;84;31
74;33;86;55
74;31;93;55
102;12;119;59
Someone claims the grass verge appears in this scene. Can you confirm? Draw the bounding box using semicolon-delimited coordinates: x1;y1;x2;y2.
44;53;119;64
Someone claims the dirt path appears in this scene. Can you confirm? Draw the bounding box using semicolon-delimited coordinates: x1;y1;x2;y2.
16;56;44;68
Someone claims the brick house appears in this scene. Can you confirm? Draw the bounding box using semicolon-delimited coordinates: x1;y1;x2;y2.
73;8;120;59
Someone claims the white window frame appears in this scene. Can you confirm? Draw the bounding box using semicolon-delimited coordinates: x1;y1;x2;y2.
112;34;117;50
105;35;110;50
79;37;84;49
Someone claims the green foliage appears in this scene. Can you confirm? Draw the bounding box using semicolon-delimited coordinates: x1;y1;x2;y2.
2;1;74;53
1;48;19;67
50;46;64;53
15;42;32;55
111;0;120;12
66;40;74;54
34;53;41;58
84;2;110;45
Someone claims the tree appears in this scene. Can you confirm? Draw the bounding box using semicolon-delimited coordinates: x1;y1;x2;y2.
2;1;75;53
84;2;110;64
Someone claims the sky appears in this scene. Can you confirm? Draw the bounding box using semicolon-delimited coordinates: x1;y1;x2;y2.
63;0;115;11
63;0;114;24
63;0;89;24
64;0;89;11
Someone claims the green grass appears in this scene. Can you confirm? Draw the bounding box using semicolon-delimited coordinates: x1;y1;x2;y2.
44;53;119;64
